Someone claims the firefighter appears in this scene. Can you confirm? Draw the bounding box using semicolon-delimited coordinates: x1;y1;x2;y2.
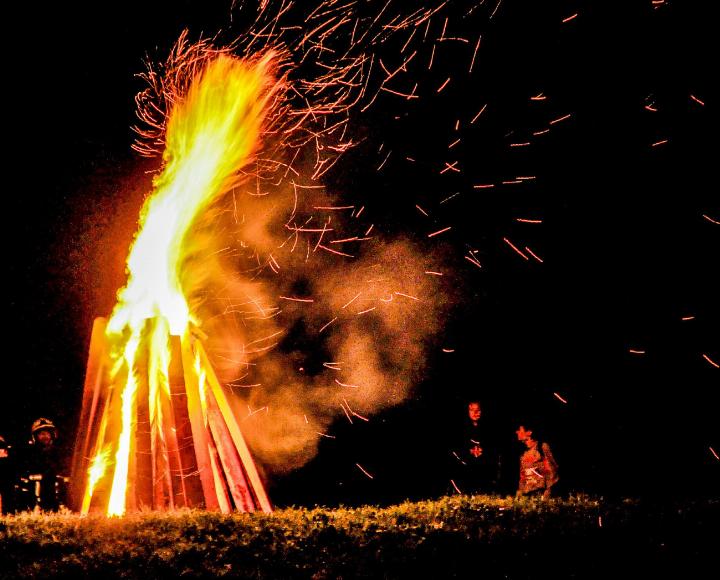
17;418;68;511
0;434;13;513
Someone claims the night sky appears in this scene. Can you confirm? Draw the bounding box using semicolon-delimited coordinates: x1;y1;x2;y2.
6;0;718;505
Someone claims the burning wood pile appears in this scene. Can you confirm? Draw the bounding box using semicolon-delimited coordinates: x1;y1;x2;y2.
70;53;280;516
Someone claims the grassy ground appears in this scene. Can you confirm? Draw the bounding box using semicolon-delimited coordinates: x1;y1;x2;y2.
1;495;717;579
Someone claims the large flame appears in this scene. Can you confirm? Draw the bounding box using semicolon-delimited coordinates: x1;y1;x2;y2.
92;53;280;516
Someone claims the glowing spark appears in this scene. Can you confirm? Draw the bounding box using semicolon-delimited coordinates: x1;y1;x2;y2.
437;77;451;93
450;479;462;494
279;296;314;303
701;214;719;225
356;306;377;315
380;85;419;100
440;192;460;204
342;292;362;309
628;349;646;354
343;398;369;422
471;104;487;123
313;205;354;210
319;317;338;333
377;149;392;171
516;218;543;224
473;183;495;189
442;348;455;353
531;93;546;101
651;139;668;147
317;244;355;258
549;113;572;125
464;254;482;269
553;392;568;404
355;463;374;479
690;94;705;106
681;316;695;321
340;402;354;424
401;28;417;53
425;271;443;275
440;161;460;174
702;354;719;368
502;237;529;260
710;447;719;461
510;142;531;147
562;13;578;23
335;379;361;388
313;218;331;252
428;226;452;238
439;17;448;39
416;204;430;216
395;291;420;301
469;35;481;73
525;247;543;263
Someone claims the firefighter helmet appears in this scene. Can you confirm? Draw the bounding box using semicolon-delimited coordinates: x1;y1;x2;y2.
31;417;57;440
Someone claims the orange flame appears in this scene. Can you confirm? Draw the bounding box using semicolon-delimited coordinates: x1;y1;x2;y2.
94;52;281;516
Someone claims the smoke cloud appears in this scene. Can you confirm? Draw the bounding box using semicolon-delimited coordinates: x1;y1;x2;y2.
185;174;450;474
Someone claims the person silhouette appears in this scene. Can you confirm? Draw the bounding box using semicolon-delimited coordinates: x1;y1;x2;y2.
515;424;559;499
451;401;500;494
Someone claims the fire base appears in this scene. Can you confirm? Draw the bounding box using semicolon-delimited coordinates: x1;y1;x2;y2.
70;317;271;514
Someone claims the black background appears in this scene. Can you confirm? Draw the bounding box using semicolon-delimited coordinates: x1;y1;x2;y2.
4;0;718;505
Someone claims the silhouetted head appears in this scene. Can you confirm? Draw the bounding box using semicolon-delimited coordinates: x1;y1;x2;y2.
468;401;482;423
31;417;57;449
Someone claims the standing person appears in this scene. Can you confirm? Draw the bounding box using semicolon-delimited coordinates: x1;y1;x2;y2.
17;418;67;511
451;401;500;494
515;425;559;499
0;434;14;514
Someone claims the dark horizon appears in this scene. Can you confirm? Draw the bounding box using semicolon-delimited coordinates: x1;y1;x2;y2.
5;0;717;505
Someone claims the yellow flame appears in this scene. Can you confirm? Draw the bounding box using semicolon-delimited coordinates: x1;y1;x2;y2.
194;348;208;417
96;52;279;516
107;334;140;516
82;444;112;515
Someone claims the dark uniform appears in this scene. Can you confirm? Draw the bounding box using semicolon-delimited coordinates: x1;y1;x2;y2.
0;435;14;513
16;418;67;511
451;413;501;494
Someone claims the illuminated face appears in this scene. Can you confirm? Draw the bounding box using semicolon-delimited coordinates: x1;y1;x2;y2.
516;426;532;441
468;403;481;422
35;429;54;447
